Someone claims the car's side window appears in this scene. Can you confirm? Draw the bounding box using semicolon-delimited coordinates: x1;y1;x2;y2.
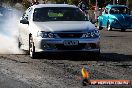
105;8;108;14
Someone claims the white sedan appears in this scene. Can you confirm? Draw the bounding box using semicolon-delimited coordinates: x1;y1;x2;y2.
18;4;100;59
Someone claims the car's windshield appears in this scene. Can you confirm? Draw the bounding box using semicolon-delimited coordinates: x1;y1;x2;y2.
33;7;88;21
110;7;129;14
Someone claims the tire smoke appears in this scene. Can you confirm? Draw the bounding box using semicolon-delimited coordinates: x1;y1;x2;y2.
0;7;24;54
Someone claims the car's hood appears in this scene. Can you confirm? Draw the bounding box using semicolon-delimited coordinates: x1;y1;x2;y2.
33;21;96;32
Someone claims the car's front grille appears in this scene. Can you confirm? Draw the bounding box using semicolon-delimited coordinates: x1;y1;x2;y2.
56;44;86;50
57;33;83;38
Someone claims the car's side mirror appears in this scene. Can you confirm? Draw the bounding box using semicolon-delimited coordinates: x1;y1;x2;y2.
20;19;29;24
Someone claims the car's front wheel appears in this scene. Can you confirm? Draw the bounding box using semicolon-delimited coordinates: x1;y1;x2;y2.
98;26;103;30
97;20;103;30
29;35;36;59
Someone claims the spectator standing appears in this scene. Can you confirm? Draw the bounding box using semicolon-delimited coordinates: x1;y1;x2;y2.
78;0;88;12
31;0;39;5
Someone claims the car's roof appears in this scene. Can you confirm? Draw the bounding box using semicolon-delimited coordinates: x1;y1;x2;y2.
106;4;128;8
31;4;78;9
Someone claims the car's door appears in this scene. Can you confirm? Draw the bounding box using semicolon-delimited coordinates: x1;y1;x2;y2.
19;7;32;48
102;8;109;27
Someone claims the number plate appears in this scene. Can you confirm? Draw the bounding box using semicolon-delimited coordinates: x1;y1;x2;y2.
64;40;79;46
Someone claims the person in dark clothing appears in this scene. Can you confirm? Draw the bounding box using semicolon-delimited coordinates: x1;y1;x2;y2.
78;0;88;12
31;0;39;5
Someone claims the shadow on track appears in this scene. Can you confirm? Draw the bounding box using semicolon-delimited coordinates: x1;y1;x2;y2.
110;29;132;32
101;53;132;61
34;52;100;61
34;52;132;61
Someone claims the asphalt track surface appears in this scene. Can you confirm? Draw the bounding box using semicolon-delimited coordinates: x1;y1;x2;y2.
0;29;132;88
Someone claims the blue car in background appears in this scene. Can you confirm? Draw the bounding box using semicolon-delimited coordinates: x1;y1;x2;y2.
0;6;12;19
97;5;132;31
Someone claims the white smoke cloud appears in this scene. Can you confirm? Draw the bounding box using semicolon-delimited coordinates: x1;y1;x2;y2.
0;5;25;54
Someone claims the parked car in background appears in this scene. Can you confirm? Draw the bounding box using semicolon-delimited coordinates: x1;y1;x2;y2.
18;4;100;59
0;6;13;23
0;6;8;22
97;5;132;31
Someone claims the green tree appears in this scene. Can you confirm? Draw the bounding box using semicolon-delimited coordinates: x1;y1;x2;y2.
22;0;30;8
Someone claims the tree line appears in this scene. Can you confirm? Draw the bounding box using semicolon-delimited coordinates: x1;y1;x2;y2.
0;0;127;9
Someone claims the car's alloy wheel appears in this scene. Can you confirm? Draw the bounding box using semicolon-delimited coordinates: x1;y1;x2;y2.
107;23;112;31
29;35;35;59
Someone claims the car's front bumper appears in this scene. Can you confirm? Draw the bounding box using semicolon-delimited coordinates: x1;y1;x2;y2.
33;38;100;53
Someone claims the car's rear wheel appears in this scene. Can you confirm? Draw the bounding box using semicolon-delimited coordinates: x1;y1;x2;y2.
29;35;36;59
121;29;126;32
18;37;21;49
107;22;112;31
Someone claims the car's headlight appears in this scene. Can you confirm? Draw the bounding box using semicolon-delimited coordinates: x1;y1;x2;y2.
82;30;100;38
37;31;55;38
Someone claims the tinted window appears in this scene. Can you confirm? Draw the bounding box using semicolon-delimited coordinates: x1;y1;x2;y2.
33;7;87;21
110;7;129;14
